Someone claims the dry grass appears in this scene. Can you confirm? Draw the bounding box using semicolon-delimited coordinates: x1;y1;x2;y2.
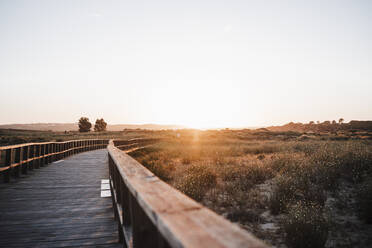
129;129;372;248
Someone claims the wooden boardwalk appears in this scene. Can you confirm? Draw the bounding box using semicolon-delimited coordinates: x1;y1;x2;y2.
0;149;120;248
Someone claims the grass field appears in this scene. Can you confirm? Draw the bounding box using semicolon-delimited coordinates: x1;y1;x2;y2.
128;129;372;248
1;128;371;247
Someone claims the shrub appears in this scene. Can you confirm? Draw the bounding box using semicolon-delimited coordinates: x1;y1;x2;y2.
284;203;329;248
302;184;326;207
144;161;173;182
339;149;372;183
220;163;273;192
177;165;217;201
269;174;326;215
311;142;372;184
356;178;372;223
242;164;273;185
269;176;296;214
269;154;295;172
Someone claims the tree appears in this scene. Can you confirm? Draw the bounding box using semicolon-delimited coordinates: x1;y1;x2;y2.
309;121;315;125
78;117;92;132
94;118;107;132
339;118;344;124
332;120;337;125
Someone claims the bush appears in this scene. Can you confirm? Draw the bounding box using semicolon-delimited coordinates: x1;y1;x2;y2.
311;142;372;184
147;163;172;182
356;178;372;223
269;176;295;214
284;203;329;248
177;165;217;201
269;174;326;215
141;157;173;182
221;163;273;188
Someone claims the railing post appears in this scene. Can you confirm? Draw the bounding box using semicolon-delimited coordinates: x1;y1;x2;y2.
35;145;40;169
39;144;45;167
45;144;49;164
130;195;160;248
22;146;29;174
60;143;64;159
4;149;12;183
29;145;34;170
62;143;64;158
51;143;55;162
14;147;21;178
55;143;60;161
69;142;71;155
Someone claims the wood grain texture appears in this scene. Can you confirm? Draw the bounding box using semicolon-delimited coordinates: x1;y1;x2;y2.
0;149;120;248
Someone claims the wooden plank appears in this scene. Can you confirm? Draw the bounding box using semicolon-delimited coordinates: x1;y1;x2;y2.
0;236;121;248
0;149;119;248
0;139;109;184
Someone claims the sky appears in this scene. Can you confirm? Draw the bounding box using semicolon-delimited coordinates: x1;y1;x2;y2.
0;0;371;128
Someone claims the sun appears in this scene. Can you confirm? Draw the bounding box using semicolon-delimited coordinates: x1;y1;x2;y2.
151;79;243;129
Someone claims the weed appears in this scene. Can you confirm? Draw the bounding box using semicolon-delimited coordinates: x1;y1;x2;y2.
356;178;372;223
284;203;329;248
176;165;217;201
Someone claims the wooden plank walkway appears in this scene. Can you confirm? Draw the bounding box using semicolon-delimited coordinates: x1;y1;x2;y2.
0;149;120;248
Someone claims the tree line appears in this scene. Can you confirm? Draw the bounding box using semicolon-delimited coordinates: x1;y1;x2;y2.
78;117;107;132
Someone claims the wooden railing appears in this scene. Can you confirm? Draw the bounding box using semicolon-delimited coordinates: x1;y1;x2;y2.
114;138;159;153
108;140;268;248
0;139;109;183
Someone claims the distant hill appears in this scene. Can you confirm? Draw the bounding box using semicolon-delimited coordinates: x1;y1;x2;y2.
0;123;184;132
267;120;372;133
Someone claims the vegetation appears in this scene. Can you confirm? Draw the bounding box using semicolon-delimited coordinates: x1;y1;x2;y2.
268;119;372;133
284;203;329;248
1;126;371;247
176;165;217;201
0;128;159;146
78;117;92;132
128;129;372;248
94;118;107;132
356;178;372;223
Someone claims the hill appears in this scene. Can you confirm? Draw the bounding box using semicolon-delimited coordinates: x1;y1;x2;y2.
267;120;372;132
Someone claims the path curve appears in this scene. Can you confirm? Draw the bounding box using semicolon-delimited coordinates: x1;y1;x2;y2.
0;149;120;248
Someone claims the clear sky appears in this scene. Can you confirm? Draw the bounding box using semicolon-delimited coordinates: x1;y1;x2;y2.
0;0;371;128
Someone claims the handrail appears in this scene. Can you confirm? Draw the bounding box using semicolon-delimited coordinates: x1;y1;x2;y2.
0;138;111;150
0;139;109;183
108;139;268;248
